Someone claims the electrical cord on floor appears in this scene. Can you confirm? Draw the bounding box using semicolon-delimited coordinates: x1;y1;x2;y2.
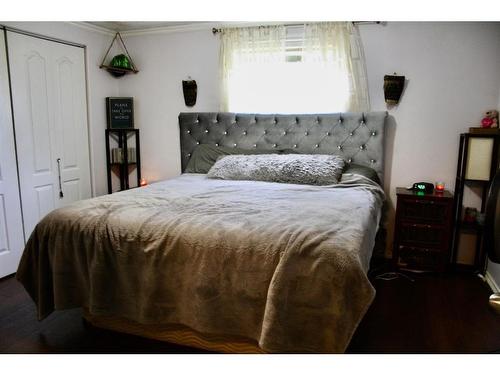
374;272;415;282
367;263;415;282
367;264;389;278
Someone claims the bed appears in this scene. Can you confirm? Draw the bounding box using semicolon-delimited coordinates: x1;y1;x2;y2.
16;111;387;353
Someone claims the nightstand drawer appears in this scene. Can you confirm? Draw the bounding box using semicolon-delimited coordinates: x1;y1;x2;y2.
393;187;454;272
399;222;446;248
397;245;444;270
399;198;450;223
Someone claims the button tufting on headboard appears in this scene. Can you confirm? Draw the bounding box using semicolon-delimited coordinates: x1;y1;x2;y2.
178;112;388;181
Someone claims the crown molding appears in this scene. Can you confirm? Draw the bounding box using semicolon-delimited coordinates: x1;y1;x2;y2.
68;22;115;36
68;21;304;38
119;22;221;37
118;21;298;37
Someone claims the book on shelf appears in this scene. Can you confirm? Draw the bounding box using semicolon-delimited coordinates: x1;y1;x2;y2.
111;147;136;163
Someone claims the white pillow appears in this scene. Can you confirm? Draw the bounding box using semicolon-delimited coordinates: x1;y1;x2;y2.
207;154;345;186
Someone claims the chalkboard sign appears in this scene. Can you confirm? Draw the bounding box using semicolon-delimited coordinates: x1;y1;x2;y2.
106;97;134;128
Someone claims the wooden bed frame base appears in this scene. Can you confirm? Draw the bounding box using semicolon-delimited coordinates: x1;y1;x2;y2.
83;310;265;354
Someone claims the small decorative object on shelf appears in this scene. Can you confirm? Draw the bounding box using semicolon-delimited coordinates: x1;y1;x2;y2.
476;212;485;226
106;97;134;129
435;181;445;192
393;187;454;272
463;207;478;224
111;147;122;163
383;73;405;105
111;147;136;163
481;110;499;129
111;54;132;70
469;109;500;134
100;32;139;78
105;129;141;194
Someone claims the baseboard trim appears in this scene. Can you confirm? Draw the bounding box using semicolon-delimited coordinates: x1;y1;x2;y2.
485;271;500;293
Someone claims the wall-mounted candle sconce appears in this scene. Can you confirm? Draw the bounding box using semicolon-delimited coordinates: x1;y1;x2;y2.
383;73;405;105
182;77;197;107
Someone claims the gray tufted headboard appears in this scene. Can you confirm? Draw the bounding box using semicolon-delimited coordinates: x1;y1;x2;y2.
179;112;388;180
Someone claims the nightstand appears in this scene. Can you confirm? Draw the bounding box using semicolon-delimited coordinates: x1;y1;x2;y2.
392;187;454;272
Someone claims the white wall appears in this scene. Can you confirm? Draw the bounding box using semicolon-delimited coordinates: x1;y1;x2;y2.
359;22;500;259
2;22;119;196
118;30;220;182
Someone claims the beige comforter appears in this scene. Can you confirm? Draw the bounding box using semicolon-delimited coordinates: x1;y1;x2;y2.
17;173;384;353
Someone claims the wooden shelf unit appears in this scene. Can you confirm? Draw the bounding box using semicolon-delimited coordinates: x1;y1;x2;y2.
105;128;141;194
451;133;500;273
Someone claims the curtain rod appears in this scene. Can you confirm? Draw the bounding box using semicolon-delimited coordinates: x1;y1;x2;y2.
212;21;382;34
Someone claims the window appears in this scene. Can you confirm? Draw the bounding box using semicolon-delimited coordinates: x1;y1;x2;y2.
219;22;369;114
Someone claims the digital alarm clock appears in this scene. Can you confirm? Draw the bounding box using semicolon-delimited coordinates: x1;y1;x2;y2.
408;182;435;194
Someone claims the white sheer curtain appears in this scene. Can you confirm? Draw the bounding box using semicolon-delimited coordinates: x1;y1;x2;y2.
219;25;287;113
219;22;370;113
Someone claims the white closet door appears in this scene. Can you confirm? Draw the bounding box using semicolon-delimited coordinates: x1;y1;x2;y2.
0;30;25;278
51;40;91;206
8;32;91;240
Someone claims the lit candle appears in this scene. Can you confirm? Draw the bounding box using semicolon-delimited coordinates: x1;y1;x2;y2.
435;181;445;191
140;178;148;187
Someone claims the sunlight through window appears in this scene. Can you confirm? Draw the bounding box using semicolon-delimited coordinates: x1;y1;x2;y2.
220;23;367;114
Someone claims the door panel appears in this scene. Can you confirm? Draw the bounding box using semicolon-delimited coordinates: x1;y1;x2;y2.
8;32;59;239
62;179;81;203
0;195;11;255
8;31;91;239
27;52;53;173
35;184;56;218
57;58;78;168
53;48;91;207
0;30;25;277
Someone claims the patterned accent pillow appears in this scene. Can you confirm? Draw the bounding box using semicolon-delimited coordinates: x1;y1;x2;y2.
185;144;287;174
207;154;345;186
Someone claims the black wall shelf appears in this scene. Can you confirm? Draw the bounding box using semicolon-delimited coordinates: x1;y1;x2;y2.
105;128;141;194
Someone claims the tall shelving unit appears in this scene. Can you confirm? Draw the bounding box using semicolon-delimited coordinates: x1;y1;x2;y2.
105;128;141;194
452;133;499;273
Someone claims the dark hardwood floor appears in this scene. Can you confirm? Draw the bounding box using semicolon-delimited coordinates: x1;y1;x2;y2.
1;269;500;354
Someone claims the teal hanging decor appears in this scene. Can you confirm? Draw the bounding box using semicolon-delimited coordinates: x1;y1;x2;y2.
111;54;132;69
100;33;139;78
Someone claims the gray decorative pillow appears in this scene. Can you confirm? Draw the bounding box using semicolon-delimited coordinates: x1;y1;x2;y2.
343;163;381;185
185;144;300;174
207;154;345;186
185;144;281;174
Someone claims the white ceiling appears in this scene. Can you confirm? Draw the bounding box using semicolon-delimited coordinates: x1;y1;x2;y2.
85;21;208;32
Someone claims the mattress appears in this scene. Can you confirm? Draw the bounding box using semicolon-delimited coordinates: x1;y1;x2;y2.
17;172;385;353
